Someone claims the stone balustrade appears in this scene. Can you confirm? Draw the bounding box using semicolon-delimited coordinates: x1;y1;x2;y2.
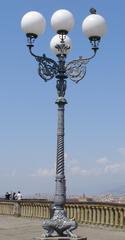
0;199;125;229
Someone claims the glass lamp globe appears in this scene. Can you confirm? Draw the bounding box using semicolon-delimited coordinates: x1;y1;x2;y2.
21;11;46;36
50;34;72;55
51;9;74;33
82;12;107;39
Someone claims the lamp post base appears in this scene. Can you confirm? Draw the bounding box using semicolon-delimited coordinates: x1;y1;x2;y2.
42;209;77;237
33;237;87;240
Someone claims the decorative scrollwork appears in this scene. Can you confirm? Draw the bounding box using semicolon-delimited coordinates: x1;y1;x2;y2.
35;54;58;81
55;43;70;55
43;209;77;237
27;45;96;83
66;57;90;83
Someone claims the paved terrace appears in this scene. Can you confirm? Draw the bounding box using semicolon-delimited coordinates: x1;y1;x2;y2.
0;216;125;240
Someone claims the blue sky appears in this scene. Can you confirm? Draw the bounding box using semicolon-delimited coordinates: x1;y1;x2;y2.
0;0;125;197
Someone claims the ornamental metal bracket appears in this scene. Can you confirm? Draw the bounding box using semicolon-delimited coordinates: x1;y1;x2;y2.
35;54;58;81
26;34;98;84
27;45;59;81
66;57;88;83
66;50;96;83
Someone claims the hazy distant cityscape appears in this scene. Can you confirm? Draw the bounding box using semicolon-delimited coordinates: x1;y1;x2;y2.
31;193;125;204
1;184;125;204
2;192;125;204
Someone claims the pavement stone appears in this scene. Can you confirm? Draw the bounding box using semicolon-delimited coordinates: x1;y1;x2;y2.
0;216;125;240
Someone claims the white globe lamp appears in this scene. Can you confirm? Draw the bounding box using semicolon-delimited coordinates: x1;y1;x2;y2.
51;9;74;34
21;11;46;37
82;8;107;40
50;34;72;55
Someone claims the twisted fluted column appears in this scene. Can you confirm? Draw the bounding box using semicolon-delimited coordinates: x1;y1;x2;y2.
54;97;67;208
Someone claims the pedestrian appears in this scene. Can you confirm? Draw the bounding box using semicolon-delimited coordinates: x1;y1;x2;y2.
12;192;17;200
17;191;22;200
5;192;10;200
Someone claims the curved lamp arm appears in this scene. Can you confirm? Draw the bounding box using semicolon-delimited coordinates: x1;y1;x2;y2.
27;44;59;81
66;47;98;83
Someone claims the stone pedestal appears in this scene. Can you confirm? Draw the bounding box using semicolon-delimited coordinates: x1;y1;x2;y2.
32;237;87;240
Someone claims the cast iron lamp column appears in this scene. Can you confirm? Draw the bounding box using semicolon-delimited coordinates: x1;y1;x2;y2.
21;8;106;237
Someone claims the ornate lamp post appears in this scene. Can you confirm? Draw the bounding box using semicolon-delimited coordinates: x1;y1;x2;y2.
21;8;106;238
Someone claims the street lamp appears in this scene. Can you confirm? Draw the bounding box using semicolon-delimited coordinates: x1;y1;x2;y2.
21;8;106;238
